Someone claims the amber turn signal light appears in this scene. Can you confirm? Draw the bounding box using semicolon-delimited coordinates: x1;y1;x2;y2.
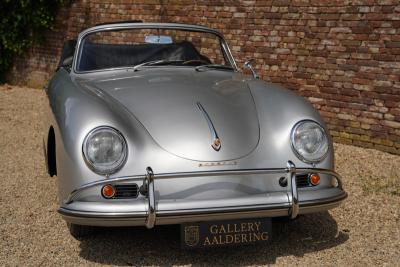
309;174;320;186
102;184;116;198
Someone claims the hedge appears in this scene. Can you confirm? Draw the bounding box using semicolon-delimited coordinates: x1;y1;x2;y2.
0;0;68;83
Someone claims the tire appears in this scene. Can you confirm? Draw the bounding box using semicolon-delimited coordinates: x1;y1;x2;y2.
67;222;93;239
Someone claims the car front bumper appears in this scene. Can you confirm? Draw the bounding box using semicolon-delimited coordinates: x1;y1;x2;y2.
59;188;347;227
58;161;347;227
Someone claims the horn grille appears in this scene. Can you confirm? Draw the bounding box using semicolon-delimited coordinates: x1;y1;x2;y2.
113;184;139;199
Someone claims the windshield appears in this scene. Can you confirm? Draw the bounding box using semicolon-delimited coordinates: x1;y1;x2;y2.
76;27;234;72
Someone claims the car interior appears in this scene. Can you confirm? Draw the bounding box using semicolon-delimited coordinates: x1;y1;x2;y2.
59;40;212;72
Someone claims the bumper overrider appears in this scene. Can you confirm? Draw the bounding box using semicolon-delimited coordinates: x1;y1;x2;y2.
58;161;347;228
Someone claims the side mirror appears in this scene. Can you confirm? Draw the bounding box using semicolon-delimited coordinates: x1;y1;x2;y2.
62;56;73;68
244;59;259;79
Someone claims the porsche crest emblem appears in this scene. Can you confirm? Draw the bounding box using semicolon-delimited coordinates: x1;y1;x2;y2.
184;225;200;247
212;137;221;151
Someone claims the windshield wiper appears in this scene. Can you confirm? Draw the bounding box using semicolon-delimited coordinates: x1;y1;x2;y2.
195;64;234;72
132;60;185;71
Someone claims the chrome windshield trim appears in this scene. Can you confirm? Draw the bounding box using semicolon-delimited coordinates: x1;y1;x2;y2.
72;23;238;74
80;23;225;39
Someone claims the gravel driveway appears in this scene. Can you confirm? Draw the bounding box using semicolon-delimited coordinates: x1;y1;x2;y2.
1;85;399;266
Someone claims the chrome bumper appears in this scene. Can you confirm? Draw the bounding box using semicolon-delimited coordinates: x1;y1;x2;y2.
60;161;347;228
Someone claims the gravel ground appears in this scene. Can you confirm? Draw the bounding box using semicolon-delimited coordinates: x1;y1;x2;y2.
0;85;399;266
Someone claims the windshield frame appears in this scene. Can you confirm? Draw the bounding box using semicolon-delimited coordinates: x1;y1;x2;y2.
72;23;238;74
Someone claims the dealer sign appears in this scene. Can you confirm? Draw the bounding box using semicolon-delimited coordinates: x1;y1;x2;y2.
181;218;272;249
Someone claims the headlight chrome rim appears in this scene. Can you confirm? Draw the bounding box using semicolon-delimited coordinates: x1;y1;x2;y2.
290;120;329;163
82;126;128;175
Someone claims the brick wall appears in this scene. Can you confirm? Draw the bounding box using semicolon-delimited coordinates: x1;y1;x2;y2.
9;0;400;154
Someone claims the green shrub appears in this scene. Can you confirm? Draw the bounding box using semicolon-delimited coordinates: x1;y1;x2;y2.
0;0;68;83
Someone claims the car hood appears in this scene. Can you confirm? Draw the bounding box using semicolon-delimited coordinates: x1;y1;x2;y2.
85;68;259;161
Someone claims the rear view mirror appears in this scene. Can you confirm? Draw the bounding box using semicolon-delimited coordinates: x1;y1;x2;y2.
145;35;173;44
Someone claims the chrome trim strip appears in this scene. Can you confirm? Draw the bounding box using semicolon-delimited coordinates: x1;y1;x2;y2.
221;39;238;70
58;208;146;218
156;203;290;216
58;192;346;223
156;209;288;225
197;102;221;151
58;208;289;226
65;166;343;204
59;204;290;219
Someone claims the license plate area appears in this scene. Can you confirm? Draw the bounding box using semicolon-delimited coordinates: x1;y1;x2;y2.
180;217;272;249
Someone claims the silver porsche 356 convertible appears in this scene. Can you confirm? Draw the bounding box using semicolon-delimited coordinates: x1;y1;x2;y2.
43;22;347;246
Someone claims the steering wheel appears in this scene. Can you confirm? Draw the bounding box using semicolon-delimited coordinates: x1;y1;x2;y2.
182;59;210;66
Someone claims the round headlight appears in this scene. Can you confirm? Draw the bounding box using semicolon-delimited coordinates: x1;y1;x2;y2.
83;127;127;175
291;120;329;163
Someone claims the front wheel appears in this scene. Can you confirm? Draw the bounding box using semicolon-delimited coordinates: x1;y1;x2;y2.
67;222;94;239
